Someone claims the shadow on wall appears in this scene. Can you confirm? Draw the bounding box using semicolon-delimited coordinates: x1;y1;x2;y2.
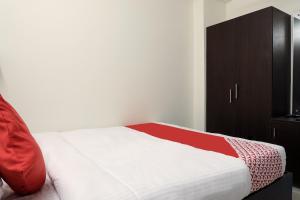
0;66;4;89
0;67;5;93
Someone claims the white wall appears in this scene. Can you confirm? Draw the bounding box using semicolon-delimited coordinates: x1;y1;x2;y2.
204;0;226;27
192;0;226;130
0;0;195;132
193;0;206;130
226;0;300;20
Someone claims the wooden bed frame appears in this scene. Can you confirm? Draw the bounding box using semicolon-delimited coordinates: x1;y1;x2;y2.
244;173;293;200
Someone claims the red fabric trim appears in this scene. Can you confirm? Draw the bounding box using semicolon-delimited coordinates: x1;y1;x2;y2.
127;123;239;158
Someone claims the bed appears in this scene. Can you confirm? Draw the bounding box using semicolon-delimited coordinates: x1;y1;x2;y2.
0;123;292;200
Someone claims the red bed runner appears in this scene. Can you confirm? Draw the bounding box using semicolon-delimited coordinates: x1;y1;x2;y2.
127;123;284;192
127;123;239;158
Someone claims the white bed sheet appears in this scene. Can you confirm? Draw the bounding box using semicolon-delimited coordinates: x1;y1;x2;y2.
34;126;252;200
2;123;286;200
160;122;286;173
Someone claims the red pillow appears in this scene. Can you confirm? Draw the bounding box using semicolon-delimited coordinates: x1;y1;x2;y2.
0;95;46;195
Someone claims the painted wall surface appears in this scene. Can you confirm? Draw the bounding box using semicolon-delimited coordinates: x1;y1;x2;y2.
192;0;226;130
0;0;195;132
193;0;206;130
226;0;300;20
204;0;226;27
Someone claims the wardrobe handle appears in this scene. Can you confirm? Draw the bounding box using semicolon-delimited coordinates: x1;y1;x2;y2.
229;89;232;104
235;83;238;100
273;128;276;139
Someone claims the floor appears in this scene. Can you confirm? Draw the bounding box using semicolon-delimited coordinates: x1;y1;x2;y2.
294;187;300;200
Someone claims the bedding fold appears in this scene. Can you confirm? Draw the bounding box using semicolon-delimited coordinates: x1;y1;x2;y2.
34;127;252;200
128;123;284;192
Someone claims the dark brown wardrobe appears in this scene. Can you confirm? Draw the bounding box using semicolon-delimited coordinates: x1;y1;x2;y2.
206;7;291;142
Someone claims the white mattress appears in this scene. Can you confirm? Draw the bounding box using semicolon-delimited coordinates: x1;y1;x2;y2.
1;124;286;200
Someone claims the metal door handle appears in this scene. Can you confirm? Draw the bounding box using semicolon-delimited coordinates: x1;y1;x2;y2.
229;89;232;104
235;83;238;100
273;128;276;139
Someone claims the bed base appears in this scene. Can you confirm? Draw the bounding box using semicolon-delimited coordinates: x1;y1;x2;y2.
244;172;293;200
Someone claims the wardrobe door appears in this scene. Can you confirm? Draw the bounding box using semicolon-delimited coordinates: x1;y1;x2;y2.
206;21;237;136
293;17;300;115
235;8;273;141
272;9;291;117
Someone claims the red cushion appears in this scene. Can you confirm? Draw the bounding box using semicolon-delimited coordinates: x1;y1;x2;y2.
0;95;46;195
